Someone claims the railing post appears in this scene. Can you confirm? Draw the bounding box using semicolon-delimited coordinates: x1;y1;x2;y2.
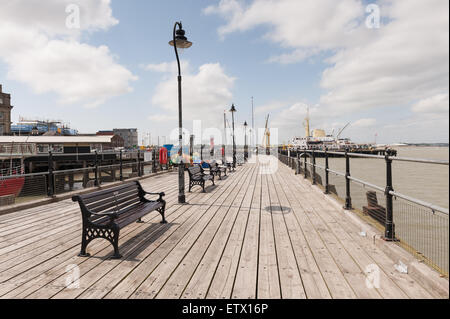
304;152;308;179
295;152;300;175
94;151;99;186
47;151;54;197
312;150;316;185
152;147;157;173
344;149;352;210
119;150;123;181
324;148;330;194
384;152;396;241
137;150;142;177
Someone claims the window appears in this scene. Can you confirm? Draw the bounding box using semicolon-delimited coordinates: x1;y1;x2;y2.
0;112;3;119
0;124;3;135
0;98;3;105
51;144;63;153
37;144;49;154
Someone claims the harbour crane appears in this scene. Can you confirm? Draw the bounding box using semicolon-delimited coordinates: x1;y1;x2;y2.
336;122;351;140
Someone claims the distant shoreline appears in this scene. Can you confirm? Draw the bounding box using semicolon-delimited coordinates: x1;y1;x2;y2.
396;143;449;147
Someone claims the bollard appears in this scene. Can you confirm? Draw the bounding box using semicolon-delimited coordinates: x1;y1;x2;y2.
384;152;396;241
344;149;352;210
324;148;330;194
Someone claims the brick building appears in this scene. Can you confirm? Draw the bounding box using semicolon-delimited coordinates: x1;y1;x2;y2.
0;85;13;135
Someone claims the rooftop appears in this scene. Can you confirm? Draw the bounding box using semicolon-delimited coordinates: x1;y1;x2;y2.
0;135;115;144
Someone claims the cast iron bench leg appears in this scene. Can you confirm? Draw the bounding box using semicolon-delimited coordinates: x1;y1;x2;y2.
78;229;91;257
111;226;122;259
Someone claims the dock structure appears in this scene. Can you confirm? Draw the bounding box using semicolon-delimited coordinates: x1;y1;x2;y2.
0;157;447;299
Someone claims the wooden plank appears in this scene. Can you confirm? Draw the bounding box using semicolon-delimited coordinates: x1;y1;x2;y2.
308;187;435;299
160;165;257;298
101;165;252;299
270;169;331;299
205;167;258;299
129;166;253;299
231;160;262;299
266;171;306;298
257;167;281;299
0;175;183;298
277;164;357;298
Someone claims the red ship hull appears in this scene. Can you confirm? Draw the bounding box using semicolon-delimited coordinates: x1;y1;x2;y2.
0;177;25;197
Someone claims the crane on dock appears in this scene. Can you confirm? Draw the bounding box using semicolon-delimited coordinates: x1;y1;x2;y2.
336;122;351;140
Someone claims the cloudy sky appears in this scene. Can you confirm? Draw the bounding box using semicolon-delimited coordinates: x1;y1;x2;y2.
0;0;448;145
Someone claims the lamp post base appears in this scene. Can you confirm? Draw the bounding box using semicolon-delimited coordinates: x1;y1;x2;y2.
178;195;186;204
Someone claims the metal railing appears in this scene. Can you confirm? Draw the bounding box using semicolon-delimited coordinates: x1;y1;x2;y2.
278;149;449;276
0;148;174;208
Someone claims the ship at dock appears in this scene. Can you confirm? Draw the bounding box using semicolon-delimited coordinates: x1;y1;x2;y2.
284;108;396;156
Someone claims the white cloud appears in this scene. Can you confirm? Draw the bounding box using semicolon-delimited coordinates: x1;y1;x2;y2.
0;0;136;107
412;93;449;114
142;61;190;74
206;0;449;141
146;61;235;131
352;118;376;127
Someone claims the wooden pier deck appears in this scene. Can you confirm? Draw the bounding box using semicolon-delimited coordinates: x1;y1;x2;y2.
0;157;447;299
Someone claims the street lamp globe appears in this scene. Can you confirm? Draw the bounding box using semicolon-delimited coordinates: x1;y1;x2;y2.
169;27;192;49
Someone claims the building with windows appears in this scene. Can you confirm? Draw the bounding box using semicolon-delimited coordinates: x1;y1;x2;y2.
0;85;13;135
113;128;138;149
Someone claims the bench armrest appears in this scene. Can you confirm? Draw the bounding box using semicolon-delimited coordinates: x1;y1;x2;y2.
144;191;166;202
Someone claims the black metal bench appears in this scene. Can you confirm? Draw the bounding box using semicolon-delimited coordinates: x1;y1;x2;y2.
209;160;227;180
188;165;214;192
72;181;166;259
363;191;388;226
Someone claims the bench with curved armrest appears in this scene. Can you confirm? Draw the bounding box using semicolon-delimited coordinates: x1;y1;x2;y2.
72;181;166;259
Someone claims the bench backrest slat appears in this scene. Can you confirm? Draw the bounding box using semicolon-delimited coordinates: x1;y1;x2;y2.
87;191;141;214
76;182;143;215
81;183;138;203
188;166;202;177
85;187;139;209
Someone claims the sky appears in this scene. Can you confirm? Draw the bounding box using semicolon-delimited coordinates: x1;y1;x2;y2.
0;0;448;145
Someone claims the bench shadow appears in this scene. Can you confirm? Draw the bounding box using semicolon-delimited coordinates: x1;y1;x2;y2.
264;205;292;214
88;221;176;261
204;184;218;192
218;175;229;181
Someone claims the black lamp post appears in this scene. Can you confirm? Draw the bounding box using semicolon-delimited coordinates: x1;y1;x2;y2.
169;22;192;204
229;104;237;168
244;121;248;161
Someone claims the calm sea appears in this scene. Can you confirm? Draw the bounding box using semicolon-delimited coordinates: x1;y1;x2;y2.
315;146;449;209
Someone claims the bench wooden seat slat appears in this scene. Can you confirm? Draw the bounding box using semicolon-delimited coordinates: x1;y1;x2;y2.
72;181;166;259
